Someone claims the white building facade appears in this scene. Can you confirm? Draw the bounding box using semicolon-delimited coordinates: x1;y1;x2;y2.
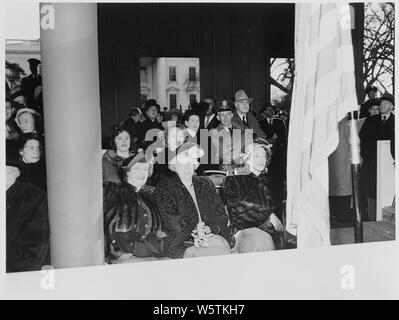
140;57;200;111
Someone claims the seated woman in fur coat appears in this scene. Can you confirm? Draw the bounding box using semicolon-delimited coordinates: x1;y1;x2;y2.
155;143;234;259
149;123;187;187
102;127;138;183
220;142;283;252
103;150;166;264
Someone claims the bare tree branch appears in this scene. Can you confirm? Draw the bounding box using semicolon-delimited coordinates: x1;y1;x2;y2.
363;2;394;93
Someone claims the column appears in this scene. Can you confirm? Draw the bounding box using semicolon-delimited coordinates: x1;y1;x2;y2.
40;3;104;268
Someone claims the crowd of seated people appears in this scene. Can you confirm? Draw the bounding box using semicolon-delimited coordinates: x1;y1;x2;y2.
6;70;291;270
5;59;49;273
102;89;289;263
5;54;395;272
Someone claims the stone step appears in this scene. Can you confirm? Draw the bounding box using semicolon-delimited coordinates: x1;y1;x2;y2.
331;220;395;245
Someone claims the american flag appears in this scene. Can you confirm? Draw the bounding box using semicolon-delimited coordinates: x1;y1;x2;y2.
286;3;359;247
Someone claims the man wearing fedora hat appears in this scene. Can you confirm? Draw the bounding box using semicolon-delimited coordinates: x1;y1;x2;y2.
360;85;380;119
359;92;395;220
138;99;163;144
209;100;252;172
232;89;267;141
21;58;42;109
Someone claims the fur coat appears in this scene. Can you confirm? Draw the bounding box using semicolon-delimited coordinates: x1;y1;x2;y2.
102;150;134;184
155;173;232;259
6;179;50;272
103;182;165;263
220;172;280;237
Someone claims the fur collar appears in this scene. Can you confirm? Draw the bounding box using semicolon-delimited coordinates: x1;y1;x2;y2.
103;149;133;166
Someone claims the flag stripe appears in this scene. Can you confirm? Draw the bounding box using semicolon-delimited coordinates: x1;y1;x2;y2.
316;40;338;81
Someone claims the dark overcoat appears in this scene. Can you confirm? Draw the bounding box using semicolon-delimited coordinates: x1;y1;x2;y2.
6;180;50;273
103;183;165;263
359;114;395;198
232;110;267;141
155;173;231;259
220;173;279;235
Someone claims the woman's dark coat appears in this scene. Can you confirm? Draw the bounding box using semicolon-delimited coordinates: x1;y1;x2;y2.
150;146;176;187
103;182;165;263
220;172;280;236
18;160;47;192
6;179;50;273
155;173;231;259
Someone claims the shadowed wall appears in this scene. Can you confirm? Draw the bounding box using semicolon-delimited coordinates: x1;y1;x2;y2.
97;3;295;138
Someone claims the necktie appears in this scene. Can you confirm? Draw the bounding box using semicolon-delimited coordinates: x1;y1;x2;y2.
205;115;211;128
382;116;387;123
243;116;248;127
228;127;233;136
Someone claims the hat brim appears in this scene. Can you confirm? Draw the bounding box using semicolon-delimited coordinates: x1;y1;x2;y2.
381;97;395;106
170;143;205;164
235;98;254;103
15;108;42;120
216;107;233;113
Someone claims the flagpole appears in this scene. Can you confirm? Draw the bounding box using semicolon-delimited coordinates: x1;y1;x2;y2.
349;109;363;243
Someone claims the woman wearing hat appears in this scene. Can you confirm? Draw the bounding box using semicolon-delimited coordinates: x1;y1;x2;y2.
149;123;187;186
16;132;47;192
155;143;233;259
15;107;43;134
102;127;138;183
103;150;166;264
360;85;380;119
220;142;283;252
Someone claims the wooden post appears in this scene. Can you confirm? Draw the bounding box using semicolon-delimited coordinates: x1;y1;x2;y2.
349;111;363;243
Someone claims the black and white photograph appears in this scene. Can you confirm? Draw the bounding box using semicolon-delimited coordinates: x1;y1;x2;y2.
1;0;398;301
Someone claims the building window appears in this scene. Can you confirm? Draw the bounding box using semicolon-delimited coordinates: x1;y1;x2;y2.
140;94;147;106
189;94;197;105
169;66;176;82
189;67;196;81
170;94;177;108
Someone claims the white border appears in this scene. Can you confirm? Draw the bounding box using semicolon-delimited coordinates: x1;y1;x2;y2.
1;0;398;300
